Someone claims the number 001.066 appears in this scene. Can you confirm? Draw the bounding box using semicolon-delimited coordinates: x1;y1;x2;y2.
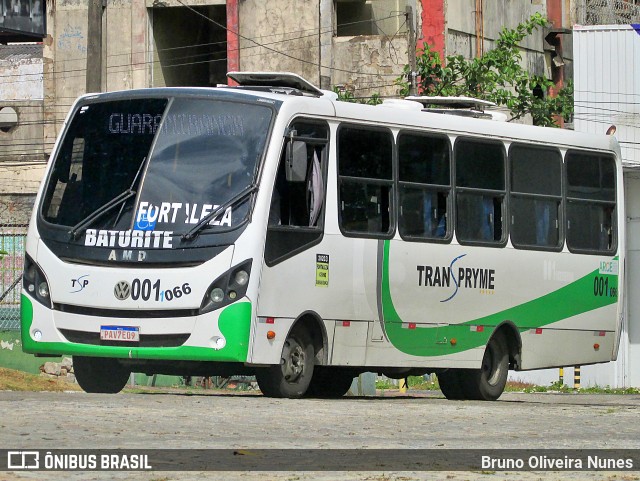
130;278;192;302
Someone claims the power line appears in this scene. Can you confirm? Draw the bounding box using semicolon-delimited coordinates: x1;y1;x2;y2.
172;0;403;78
0;13;406;83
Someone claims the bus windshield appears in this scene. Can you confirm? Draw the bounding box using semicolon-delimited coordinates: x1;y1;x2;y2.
41;96;273;243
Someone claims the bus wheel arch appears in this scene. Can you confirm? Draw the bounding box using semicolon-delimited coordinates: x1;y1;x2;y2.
255;311;327;398
289;311;328;366
495;320;522;371
461;322;520;401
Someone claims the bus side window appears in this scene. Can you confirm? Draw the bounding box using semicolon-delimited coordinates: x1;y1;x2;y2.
509;144;562;250
454;138;505;245
337;125;394;237
398;131;451;241
566;151;616;254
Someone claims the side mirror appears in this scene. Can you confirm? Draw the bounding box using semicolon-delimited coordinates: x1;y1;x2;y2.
285;141;308;182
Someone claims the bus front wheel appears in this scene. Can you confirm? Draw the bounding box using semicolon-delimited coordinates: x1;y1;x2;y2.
256;326;315;398
462;331;509;401
73;356;130;393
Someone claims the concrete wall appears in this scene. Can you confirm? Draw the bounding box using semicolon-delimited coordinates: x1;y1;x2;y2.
105;0;149;92
43;0;151;148
332;35;408;98
43;0;89;149
0;45;45;165
0;44;46;214
239;0;321;85
238;0;411;98
445;0;548;76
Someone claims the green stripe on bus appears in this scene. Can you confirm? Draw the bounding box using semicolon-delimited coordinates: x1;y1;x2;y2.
380;240;618;357
20;294;252;362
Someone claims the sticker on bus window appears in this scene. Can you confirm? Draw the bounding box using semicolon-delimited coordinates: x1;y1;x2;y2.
134;212;156;231
316;254;329;287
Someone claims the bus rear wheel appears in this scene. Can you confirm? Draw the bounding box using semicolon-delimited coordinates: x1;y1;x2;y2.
73;356;130;393
256;327;315;398
461;331;509;401
305;367;355;398
437;369;466;400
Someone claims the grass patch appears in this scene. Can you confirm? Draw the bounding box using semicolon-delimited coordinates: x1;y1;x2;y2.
0;367;81;392
376;375;640;395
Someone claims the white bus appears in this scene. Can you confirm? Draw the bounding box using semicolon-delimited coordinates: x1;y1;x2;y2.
21;73;624;400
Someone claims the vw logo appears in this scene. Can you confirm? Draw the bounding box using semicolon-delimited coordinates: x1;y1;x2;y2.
114;281;131;300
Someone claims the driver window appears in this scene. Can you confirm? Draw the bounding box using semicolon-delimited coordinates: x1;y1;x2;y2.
265;120;328;266
269;123;327;228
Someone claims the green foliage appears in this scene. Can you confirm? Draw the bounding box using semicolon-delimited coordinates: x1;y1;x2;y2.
332;86;383;106
0;249;7;260
397;13;573;127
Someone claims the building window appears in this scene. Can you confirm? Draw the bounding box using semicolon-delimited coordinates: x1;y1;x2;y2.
454;138;505;245
335;0;410;37
566;151;616;254
509;144;562;250
398;131;451;241
338;125;394;237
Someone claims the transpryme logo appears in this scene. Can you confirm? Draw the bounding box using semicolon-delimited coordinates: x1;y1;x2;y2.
416;254;496;303
7;451;39;469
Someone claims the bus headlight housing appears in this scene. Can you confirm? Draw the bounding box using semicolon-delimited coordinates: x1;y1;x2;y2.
234;269;249;286
23;255;52;308
209;288;225;303
200;259;252;314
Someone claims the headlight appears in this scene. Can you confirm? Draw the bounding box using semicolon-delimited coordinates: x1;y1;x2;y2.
23;255;52;308
234;270;249;286
38;282;50;298
210;288;225;303
200;259;252;314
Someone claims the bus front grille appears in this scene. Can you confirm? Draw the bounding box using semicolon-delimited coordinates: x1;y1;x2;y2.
54;303;199;318
59;329;190;348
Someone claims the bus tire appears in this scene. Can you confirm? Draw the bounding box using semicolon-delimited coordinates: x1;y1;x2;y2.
437;369;466;400
256;327;315;398
305;367;355;398
461;331;509;401
73;356;130;394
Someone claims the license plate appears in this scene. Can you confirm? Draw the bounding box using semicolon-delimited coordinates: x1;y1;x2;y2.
100;325;140;342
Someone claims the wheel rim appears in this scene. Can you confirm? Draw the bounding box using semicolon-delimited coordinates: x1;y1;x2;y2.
482;342;502;386
281;339;306;383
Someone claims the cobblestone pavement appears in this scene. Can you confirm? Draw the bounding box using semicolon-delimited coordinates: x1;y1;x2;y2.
1;390;639;481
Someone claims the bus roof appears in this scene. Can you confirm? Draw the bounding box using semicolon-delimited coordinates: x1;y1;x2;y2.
78;83;620;157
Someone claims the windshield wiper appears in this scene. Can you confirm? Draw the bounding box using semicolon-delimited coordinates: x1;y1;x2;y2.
69;157;147;240
69;190;137;240
182;184;258;241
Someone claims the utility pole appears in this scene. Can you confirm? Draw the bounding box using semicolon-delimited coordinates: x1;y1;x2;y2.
406;5;417;96
86;0;104;93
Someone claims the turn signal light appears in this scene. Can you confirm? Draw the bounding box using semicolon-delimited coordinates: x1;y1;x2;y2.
450;338;457;346
594;343;600;351
267;331;276;340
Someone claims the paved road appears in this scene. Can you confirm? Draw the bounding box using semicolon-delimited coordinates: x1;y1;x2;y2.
1;389;639;481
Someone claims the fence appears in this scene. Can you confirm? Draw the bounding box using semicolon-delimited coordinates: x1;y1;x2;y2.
0;223;27;330
574;0;640;24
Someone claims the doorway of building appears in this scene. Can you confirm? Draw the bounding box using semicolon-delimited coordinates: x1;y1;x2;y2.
150;5;227;87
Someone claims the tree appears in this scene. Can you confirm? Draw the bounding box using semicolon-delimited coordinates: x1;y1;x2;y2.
397;13;573;127
332;86;383;106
